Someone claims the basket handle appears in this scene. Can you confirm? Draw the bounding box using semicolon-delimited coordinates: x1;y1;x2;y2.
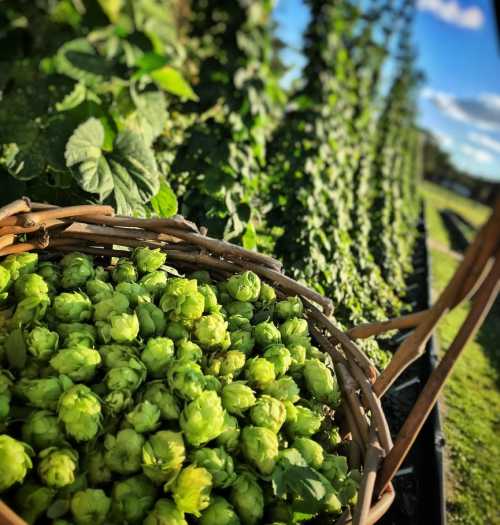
349;197;500;491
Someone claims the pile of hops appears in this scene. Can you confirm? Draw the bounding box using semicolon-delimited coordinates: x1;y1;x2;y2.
0;248;359;524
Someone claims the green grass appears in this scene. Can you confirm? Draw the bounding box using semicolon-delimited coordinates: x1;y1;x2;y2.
421;182;500;525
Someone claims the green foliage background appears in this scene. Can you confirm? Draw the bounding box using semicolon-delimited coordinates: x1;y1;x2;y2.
0;0;421;340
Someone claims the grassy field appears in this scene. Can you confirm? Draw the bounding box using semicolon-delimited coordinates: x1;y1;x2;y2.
421;181;500;525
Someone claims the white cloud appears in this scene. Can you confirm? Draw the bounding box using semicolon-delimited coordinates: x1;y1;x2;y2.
422;88;500;130
434;131;454;148
461;144;494;164
468;132;500;154
417;0;484;30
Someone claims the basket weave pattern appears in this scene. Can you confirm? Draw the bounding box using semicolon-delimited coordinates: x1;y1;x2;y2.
0;199;394;525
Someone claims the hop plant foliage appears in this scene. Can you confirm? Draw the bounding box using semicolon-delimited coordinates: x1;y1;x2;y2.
0;252;358;522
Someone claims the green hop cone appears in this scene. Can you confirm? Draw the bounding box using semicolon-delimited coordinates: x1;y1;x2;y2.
191;447;236;488
180;391;225;447
167;360;205;400
141;337;175;377
70;488;110;525
12;295;50;326
85;279;114;304
172;465;212;517
0;266;11;295
176;339;203;362
198;283;220;313
109;312;140;343
303;359;340;405
58;384;102;441
136;303;167;339
321;454;348;486
98;343;138;369
225;301;254;320
144;499;187;525
110;474;156;524
38;447;78;488
133;247;166;274
226;272;261;302
50;346;101;382
93;292;129;322
142;430;185;486
60;252;95;289
104;429;145;475
263;376;300;403
126;401;161;433
165;321;190;340
16;376;73;410
94;265;109;281
104;359;146;392
250;395;286;433
293;437;325;469
1;252;38;281
259;282;276;304
263;345;292;376
104;389;134;416
230;472;264;525
14;481;56;524
241;426;279;475
288;343;307;371
229;330;255;355
227;314;252;332
338;475;359;507
275;296;303;320
139;270;167;298
204;374;221;393
0;369;13;421
287;405;324;437
253;321;281;348
245;357;276;389
115;282;151;307
26;327;59;361
15;273;49;300
85;446;112;485
200;497;240;525
194;313;228;350
221;382;256;416
142;381;180;420
21;410;64;450
0;435;33;492
57;323;96;348
53;292;92;323
112;258;138;283
279;317;309;345
37;261;61;292
220;350;246;379
216;412;240;452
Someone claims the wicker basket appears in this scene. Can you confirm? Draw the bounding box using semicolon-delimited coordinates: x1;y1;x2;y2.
0;197;498;525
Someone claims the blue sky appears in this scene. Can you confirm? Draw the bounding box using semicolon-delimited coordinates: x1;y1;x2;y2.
273;0;500;181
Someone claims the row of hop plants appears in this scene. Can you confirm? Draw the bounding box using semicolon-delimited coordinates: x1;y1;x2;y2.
0;248;358;523
0;1;421;345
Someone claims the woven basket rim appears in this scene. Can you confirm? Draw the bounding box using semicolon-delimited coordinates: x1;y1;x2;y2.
0;199;395;525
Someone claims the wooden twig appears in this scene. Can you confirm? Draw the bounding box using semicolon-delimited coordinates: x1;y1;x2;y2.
352;435;385;525
374;204;500;397
304;301;377;382
15;205;113;228
0;501;25;525
0;198;30;222
0;235;15;250
348;310;427;339
375;251;500;494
